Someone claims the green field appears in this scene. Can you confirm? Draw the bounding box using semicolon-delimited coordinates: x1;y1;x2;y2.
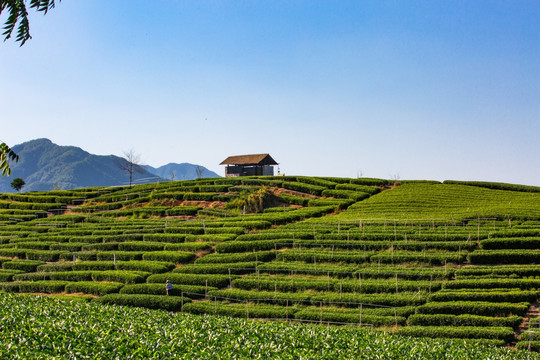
1;292;537;359
1;176;540;357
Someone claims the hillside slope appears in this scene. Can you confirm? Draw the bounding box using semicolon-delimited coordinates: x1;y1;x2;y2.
1;178;540;353
338;182;540;220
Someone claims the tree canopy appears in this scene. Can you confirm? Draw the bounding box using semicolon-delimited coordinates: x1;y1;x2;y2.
10;177;25;192
1;0;59;46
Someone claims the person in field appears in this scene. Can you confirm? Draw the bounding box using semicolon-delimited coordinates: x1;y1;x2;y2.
166;280;173;295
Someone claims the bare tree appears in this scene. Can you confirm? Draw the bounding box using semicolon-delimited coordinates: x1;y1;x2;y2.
116;150;145;187
170;170;177;181
195;165;205;179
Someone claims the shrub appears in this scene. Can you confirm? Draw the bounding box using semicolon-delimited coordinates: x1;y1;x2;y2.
279;194;309;206
73;261;115;271
147;273;236;288
182;301;291;319
164;227;204;235
370;252;465;266
416;301;528;317
183;193;218;201
13;272;51;281
165;206;201;216
321;190;370;202
50;242;87;252
195;251;276;264
142;251;195;264
49;271;94;282
116;260;175;274
0;269;23;282
185;234;238;242
335;184;381;195
205;227;245;235
25;250;69;262
164;242;213;252
65;281;124;296
226;220;272;230
174;262;257;275
429;290;539;303
59;251;98;262
236;232;314;241
516;341;540;352
118;241;165;252
0;248;27;258
0;281;21;292
96;251;144;261
277;250;374;264
207;289;424;309
282;182;326;196
349;178;391;186
36;263;74;272
95;294;190;311
120;284;213;298
407;314;522;328
142;234;187;243
480;237;540;250
14;241;57;250
394;326;515;342
294;307;405;326
444;278;540;290
442;180;540;193
307;198;352;210
468;250;540;264
231;275;441;294
69;236;103;244
103;234;144;242
2;260;45;272
91;270;150;284
215;240;290;254
81;242;119;251
456;265;540;279
18;280;68;294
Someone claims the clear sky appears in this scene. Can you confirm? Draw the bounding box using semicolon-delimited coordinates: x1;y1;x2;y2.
1;1;539;185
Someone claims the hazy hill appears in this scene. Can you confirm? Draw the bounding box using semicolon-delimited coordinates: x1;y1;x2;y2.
0;139;218;192
143;163;219;181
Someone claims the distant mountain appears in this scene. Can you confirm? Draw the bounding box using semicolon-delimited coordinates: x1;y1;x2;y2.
144;163;219;181
0;139;218;193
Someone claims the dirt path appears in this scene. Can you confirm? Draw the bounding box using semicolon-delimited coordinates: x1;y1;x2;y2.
514;301;540;346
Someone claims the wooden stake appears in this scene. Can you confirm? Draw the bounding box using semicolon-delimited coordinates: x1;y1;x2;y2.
327;272;330;291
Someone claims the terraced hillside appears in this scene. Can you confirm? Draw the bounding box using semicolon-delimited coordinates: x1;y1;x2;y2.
1;176;540;354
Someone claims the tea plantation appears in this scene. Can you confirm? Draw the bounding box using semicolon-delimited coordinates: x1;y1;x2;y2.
1;176;540;358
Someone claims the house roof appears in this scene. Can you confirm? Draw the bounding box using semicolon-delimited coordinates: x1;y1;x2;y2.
220;154;278;166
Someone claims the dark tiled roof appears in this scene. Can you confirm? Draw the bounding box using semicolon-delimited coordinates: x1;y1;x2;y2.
220;154;278;166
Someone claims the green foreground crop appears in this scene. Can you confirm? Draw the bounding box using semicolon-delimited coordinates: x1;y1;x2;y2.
0;292;538;360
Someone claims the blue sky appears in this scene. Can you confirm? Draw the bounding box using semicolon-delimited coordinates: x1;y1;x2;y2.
1;1;539;184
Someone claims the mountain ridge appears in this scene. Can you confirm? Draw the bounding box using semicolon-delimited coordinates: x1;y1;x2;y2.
0;139;219;192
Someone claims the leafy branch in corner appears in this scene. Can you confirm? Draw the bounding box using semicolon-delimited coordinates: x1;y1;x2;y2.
0;142;19;176
1;0;59;46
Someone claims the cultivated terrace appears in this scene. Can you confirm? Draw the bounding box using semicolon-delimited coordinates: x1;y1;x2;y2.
1;176;540;356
